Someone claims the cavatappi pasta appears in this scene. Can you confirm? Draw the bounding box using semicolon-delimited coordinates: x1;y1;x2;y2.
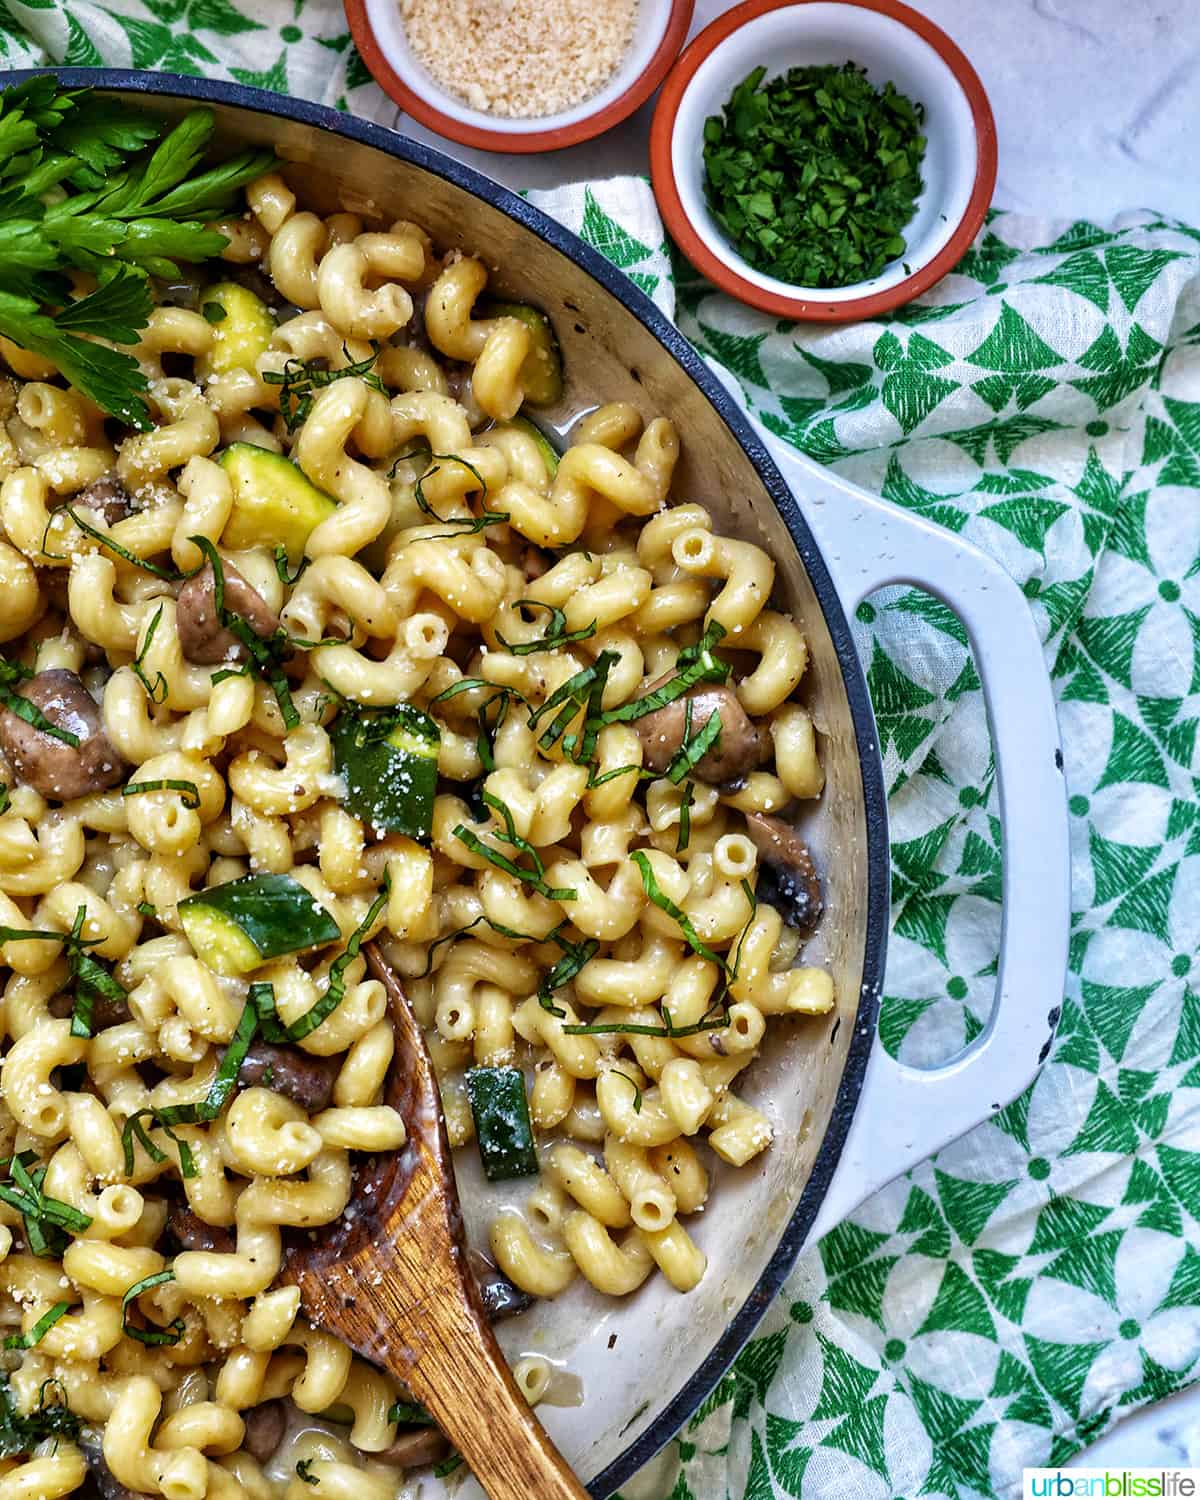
0;167;833;1496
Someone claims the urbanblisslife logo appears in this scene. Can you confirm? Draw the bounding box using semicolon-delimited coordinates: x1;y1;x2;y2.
1025;1473;1200;1498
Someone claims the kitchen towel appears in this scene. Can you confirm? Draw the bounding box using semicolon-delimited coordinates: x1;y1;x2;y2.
4;9;1200;1498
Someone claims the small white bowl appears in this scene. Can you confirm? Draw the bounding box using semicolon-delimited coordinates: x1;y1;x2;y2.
345;0;694;153
650;0;997;320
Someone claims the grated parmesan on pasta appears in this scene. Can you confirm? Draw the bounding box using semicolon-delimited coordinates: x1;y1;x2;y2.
399;0;639;119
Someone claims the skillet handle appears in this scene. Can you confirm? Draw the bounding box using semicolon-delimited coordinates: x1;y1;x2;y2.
754;426;1069;1242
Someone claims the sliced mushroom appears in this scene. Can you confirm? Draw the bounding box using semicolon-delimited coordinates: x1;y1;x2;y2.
745;812;823;934
468;1248;534;1322
176;560;281;666
167;1204;235;1255
635;680;770;786
0;669;128;801
49;989;131;1030
74;474;131;527
367;1427;451;1469
78;1427;147;1500
241;1400;287;1464
231;1040;340;1113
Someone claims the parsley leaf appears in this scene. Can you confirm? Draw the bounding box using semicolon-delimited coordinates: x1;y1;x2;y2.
0;82;274;425
703;63;926;288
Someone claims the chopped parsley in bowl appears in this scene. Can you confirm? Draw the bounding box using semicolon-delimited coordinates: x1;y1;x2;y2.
702;62;927;290
650;0;995;321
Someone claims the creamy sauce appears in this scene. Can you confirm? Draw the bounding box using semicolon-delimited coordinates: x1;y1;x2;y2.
262;1411;422;1500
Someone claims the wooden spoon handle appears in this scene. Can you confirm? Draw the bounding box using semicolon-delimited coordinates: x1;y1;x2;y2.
400;1308;589;1500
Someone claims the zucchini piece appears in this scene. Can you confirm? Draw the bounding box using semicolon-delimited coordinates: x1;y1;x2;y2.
179;873;340;977
219;443;337;558
331;705;440;840
478;300;563;406
466;1067;538;1181
196;282;275;380
497;415;559;478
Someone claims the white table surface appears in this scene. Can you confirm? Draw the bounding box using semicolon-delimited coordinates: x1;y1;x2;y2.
388;0;1200;1470
393;0;1200;223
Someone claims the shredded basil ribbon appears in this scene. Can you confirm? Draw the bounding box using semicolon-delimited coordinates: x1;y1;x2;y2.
730;877;758;978
527;651;618;760
496;600;598;657
593;621;729;729
387;443;432;480
0;1152;92;1255
284;878;388;1042
562;1008;732;1039
413;912;535;980
295;1458;319;1485
122;1269;184;1346
153;1001;259;1127
5;1302;69;1350
611;1069;643;1114
629;850;730;971
263;342;387;433
121;1110;197;1180
536;933;599;1018
427;677;528;774
0;655;80;747
188;535;299;731
587;762;653;790
677;780;696;853
667;707;722;785
387;1401;435;1427
249;876;391;1045
454;792;576;903
275;546;310;586
0;911;126;1040
415;913;594;1024
513;621;729;772
0;785;8;815
67;904;127;1039
132;604;168;704
63;506;180;580
413;453;509;539
0;1375;81;1454
122;779;201;810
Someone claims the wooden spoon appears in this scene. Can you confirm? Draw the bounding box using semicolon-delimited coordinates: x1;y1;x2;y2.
282;943;590;1500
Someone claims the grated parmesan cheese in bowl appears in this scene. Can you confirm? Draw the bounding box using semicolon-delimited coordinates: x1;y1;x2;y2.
399;0;639;119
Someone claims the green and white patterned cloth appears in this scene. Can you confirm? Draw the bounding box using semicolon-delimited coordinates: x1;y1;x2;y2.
4;8;1200;1497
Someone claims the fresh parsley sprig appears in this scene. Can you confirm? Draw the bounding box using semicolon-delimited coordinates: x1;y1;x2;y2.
0;80;273;426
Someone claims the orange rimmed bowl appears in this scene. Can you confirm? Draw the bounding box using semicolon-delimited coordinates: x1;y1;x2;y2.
650;0;997;320
346;0;694;154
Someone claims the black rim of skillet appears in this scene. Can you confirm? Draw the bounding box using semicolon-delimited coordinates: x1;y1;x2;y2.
5;68;891;1498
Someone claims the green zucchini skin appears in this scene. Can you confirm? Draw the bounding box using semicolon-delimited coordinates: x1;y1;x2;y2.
477;301;563;407
331;704;440;841
466;1067;539;1181
179;873;340;976
219;443;337;558
498;415;560;478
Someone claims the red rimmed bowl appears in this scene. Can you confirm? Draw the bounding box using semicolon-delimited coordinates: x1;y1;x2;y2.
650;0;997;321
346;0;694;153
